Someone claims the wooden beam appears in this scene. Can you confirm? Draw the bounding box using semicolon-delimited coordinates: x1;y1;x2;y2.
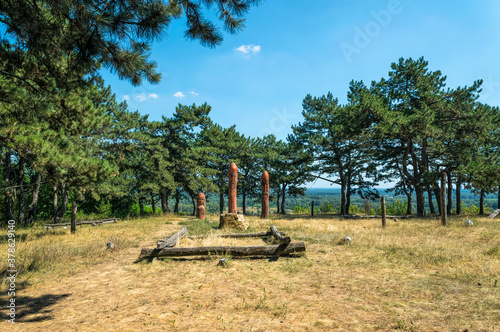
187;230;286;239
488;209;500;219
157;226;188;249
45;218;118;228
139;242;306;260
270;225;291;244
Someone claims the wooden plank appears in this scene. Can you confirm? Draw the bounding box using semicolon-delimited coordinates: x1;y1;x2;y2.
488;209;500;219
270;225;291;244
45;218;118;228
340;215;413;219
139;242;306;260
157;226;188;249
187;231;286;239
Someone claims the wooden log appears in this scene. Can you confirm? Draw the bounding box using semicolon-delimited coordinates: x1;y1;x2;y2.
45;218;118;228
77;218;118;225
340;215;413;219
488;209;500;219
71;201;77;234
381;197;386;228
270;225;291;244
187;231;286;239
157;226;188;249
139;242;306;259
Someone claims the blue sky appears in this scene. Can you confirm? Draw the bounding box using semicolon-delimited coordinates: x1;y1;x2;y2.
101;0;500;188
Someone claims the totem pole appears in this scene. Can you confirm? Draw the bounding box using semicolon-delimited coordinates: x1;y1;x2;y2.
228;162;238;214
196;193;206;219
261;170;269;219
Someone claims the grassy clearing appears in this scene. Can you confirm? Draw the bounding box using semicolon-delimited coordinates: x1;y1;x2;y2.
1;214;499;331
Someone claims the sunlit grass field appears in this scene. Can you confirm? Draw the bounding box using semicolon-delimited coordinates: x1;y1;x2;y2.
1;213;499;331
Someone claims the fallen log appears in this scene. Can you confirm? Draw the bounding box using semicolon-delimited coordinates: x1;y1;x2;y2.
488;209;500;219
270;225;291;244
157;226;188;249
45;218;118;228
139;242;306;260
187;230;286;239
340;215;413;219
78;218;119;225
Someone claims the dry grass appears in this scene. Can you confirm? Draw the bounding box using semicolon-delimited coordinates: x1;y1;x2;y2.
1;214;499;331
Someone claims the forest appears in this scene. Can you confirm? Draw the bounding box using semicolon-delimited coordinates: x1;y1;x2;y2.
1;1;499;227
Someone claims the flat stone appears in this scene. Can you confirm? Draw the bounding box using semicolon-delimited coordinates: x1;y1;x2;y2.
219;213;248;230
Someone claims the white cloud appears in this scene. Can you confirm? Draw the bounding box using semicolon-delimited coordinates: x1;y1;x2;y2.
190;91;199;96
235;44;261;55
134;93;159;102
123;95;130;101
173;91;186;98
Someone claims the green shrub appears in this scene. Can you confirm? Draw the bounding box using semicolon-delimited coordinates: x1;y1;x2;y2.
320;202;335;213
293;206;310;214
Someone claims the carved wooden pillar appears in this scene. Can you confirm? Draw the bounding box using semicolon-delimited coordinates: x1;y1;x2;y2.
261;170;269;219
228;163;238;214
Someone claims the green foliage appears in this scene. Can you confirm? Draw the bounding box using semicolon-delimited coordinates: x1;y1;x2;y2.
386;200;408;215
348;205;360;214
320;201;335;213
293;206;310;214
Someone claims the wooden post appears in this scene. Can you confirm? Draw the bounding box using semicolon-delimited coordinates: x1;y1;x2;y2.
311;201;314;217
441;172;447;226
260;170;269;219
228;163;238;214
71;201;77;234
270;225;291;244
381;197;386;228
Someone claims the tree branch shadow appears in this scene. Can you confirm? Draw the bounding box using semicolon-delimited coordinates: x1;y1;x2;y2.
0;293;71;322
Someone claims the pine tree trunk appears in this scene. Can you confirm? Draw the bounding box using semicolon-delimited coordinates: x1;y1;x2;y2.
190;196;195;216
497;186;500;210
456;177;462;215
434;186;441;215
151;192;156;215
52;185;58;223
479;189;484;215
346;184;351;214
58;183;68;221
139;197;145;216
440;172;447;226
4;150;14;221
174;196;179;214
415;184;426;217
242;190;246;215
428;187;436;214
276;193;281;214
447;171;452;215
340;182;347;215
281;186;286;215
160;188;170;214
17;159;25;226
219;192;224;214
406;188;413;215
281;188;286;215
27;172;42;224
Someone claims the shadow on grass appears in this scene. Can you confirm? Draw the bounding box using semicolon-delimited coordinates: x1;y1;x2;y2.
0;229;67;244
0;293;71;322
